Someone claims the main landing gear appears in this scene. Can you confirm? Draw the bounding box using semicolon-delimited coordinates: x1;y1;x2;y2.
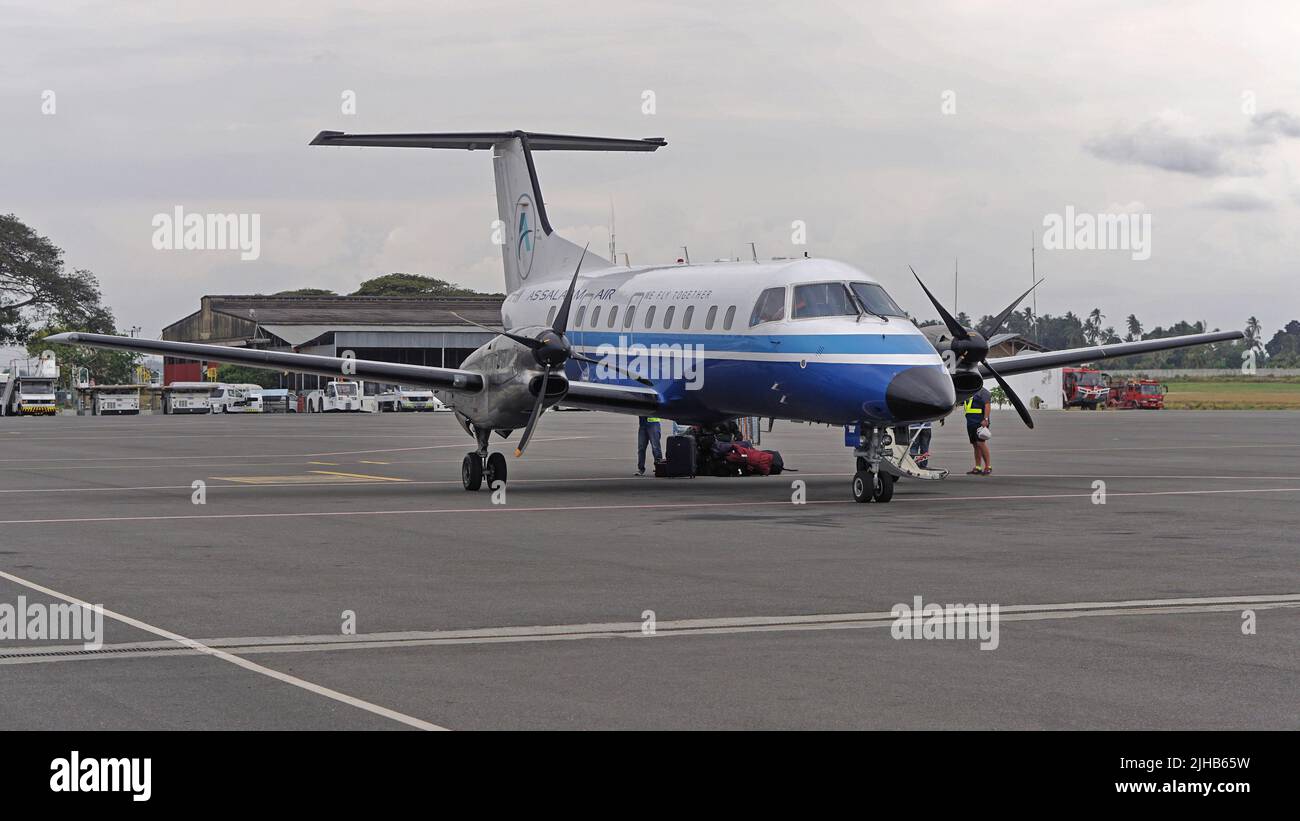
850;426;896;503
461;425;508;491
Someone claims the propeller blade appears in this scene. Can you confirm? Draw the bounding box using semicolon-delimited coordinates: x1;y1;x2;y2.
983;360;1034;429
979;278;1043;339
514;370;550;457
910;267;968;340
552;244;590;335
450;312;542;350
570;352;654;386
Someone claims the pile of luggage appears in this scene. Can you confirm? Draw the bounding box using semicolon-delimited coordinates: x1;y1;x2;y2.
654;421;786;478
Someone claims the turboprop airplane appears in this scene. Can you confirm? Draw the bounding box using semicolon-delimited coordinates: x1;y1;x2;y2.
47;129;1243;503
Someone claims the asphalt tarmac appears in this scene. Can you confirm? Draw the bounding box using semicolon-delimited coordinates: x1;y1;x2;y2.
0;409;1296;729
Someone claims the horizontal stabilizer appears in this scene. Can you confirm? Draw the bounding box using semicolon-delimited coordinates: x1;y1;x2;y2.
310;130;666;152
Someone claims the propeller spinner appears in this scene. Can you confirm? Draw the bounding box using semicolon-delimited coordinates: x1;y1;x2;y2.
911;266;1042;429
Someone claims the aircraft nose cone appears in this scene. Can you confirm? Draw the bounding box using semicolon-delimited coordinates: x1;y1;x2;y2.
885;366;956;422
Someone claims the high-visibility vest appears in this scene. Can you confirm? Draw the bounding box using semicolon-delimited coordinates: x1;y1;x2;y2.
646;417;661;423
963;397;983;415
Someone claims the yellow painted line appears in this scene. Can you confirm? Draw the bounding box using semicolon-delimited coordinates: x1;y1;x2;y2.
359;460;390;465
211;475;370;485
308;461;339;466
309;470;408;483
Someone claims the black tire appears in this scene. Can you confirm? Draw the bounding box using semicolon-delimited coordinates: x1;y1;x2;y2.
852;470;874;503
462;453;483;491
872;472;895;503
485;452;507;486
856;456;869;472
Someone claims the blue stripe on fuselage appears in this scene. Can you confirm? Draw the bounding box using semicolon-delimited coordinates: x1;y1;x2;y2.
569;329;937;356
565;356;947;425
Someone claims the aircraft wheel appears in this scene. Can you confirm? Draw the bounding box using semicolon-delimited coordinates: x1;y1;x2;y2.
852;470;874;503
872;472;895;503
485;452;507;486
856;456;869;472
462;453;483;491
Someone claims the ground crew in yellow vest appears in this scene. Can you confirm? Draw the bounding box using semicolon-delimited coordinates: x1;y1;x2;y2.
637;416;664;476
965;386;993;475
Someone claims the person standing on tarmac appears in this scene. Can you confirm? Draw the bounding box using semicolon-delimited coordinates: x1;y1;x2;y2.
637;415;664;476
965;386;993;475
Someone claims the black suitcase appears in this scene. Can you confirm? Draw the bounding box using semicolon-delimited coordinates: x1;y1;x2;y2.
662;434;697;478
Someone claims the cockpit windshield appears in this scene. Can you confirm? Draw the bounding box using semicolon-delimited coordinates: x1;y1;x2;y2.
792;283;857;319
848;282;906;318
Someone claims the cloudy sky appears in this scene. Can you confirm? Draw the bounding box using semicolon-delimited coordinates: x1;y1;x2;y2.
3;0;1299;349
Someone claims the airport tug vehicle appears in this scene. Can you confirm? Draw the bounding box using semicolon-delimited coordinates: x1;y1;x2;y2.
1;352;59;416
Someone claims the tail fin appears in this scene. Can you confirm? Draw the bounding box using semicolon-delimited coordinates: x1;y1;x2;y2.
311;130;666;293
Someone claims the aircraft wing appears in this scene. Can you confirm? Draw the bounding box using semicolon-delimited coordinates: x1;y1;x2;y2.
979;330;1243;378
43;333;485;392
560;380;663;414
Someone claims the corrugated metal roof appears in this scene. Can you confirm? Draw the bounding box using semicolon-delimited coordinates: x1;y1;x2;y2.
263;324;501;347
206;294;505;326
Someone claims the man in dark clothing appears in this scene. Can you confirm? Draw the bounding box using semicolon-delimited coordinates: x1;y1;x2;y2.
636;416;663;476
964;386;992;475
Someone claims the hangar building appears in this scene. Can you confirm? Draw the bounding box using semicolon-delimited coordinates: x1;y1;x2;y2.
160;294;504;390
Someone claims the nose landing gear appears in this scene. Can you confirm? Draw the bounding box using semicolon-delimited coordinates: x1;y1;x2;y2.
851;426;897;503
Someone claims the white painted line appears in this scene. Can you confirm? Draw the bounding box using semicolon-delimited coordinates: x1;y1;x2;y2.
2;485;1299;526
4;594;1295;666
0;436;589;464
0;569;447;731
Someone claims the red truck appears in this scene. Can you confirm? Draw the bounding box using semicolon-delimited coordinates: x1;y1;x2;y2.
1107;378;1167;410
1062;367;1110;409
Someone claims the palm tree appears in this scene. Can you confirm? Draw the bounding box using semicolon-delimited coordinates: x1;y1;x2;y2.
1125;314;1143;342
1083;308;1104;345
1245;316;1263;351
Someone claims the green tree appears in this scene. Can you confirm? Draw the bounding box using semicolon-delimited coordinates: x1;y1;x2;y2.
274;288;337;296
1244;316;1264;352
352;273;499;298
1;214;111;344
216;364;282;389
1125;314;1142;342
30;322;136;386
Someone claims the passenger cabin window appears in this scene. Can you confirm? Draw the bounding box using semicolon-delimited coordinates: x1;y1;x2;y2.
682;306;693;329
705;305;718;330
607;306;619;328
623;305;636;329
793;283;857;319
723;305;737;330
546;306;557;326
644;305;656;328
575;305;586;327
663;305;675;329
749;287;786;327
848;282;907;317
590;306;601;328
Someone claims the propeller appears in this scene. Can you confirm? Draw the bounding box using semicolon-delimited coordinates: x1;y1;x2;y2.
911;267;1043;429
503;245;653;457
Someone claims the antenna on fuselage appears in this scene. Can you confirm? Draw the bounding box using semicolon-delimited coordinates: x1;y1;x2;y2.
608;198;617;264
953;257;958;316
680;246;691;265
750;242;758;263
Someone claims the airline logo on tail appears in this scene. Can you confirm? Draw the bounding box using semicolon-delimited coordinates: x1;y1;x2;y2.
514;194;535;279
